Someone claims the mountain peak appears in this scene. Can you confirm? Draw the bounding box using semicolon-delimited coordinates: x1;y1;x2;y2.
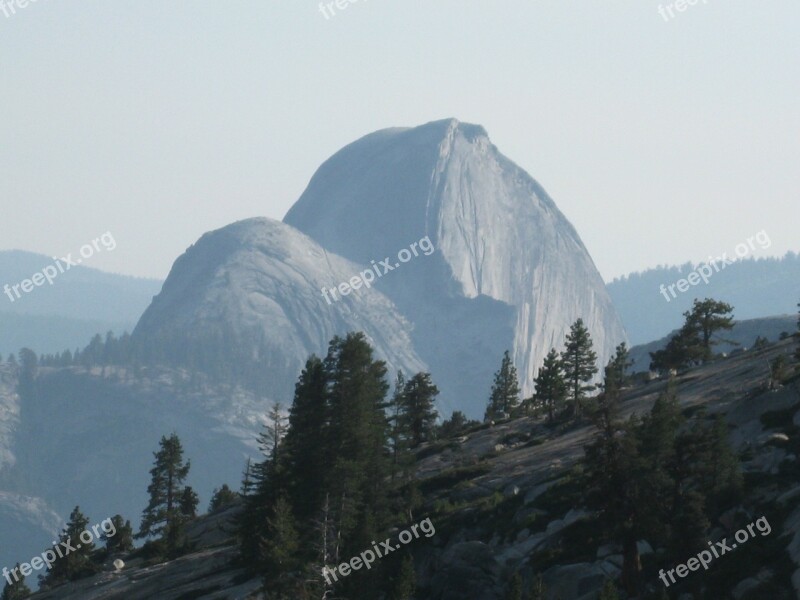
284;120;626;416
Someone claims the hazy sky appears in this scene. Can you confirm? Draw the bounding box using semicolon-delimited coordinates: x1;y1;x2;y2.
1;1;797;281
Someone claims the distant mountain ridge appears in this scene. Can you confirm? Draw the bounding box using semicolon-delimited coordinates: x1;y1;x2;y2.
607;253;800;345
0;250;163;356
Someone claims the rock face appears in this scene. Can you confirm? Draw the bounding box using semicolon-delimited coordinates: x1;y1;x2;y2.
132;217;426;404
134;119;625;418
285;118;627;417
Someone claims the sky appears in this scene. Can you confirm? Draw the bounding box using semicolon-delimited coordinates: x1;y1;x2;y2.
1;0;798;282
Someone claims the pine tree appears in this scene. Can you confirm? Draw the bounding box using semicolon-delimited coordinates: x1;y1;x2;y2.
260;495;300;594
658;416;717;561
401;372;439;448
505;572;523;600
599;579;620;600
437;410;472;438
584;365;646;597
17;348;37;400
686;298;735;362
636;383;682;544
262;402;288;466
43;506;98;585
485;350;521;420
1;565;31;600
180;486;200;519
137;433;193;557
534;348;567;423
240;457;255;497
795;300;800;360
281;356;330;526
388;371;408;482
240;399;293;568
560;319;598;419
209;484;239;512
528;573;546;600
104;515;134;554
604;343;632;392
324;332;391;589
651;298;735;371
696;416;742;516
389;554;416;600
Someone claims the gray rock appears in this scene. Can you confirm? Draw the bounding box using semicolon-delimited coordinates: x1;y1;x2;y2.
286;118;627;419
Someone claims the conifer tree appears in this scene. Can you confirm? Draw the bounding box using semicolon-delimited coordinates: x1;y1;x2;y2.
1;565;31;600
796;300;800;359
281;357;330;526
388;371;408;481
389;554;416;600
534;348;567;423
561;319;598;419
104;515;134;554
240;408;289;566
401;372;439;448
137;433;193;557
604;343;632;391
180;486;200;519
239;332;395;595
636;383;682;545
42;506;97;586
324;332;391;587
438;410;472;438
695;416;742;516
651;298;735;371
17;348;37;401
686;298;735;362
599;579;620;600
528;574;546;600
584;364;645;596
485;350;521;420
209;484;239;512
262;402;288;465
505;572;523;600
260;495;300;595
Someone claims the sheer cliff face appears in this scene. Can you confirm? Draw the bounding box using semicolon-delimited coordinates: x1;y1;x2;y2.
285;119;627;416
132;217;426;402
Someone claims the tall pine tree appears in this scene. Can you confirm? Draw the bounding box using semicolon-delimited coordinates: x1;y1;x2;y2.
136;433;192;557
41;507;98;586
400;372;439;448
533;348;567;423
560;318;598;419
485;350;521;420
1;565;31;600
324;333;392;594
